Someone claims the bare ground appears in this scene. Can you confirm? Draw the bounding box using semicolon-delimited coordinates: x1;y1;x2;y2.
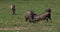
0;27;28;30
0;26;54;31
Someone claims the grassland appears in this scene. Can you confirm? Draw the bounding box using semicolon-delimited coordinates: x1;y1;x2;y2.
0;0;60;32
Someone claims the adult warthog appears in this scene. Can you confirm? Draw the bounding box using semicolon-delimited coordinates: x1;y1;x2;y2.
10;4;15;15
24;11;36;22
34;8;52;22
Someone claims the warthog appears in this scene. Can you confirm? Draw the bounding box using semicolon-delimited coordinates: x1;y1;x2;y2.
34;8;52;22
10;4;15;15
24;10;36;22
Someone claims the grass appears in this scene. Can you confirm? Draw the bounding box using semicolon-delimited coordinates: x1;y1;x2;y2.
0;0;60;32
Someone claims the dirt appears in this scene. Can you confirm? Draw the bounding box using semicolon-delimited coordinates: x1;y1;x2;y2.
0;27;28;30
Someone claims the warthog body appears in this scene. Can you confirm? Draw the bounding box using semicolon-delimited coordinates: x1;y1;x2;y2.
34;8;51;22
24;11;36;22
10;4;15;15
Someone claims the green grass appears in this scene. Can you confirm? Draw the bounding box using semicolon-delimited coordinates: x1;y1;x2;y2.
0;0;60;32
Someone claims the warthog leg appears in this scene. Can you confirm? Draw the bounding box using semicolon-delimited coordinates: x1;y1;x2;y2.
25;16;28;21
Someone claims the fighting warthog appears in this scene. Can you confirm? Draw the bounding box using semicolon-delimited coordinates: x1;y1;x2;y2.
24;10;36;22
34;8;52;22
